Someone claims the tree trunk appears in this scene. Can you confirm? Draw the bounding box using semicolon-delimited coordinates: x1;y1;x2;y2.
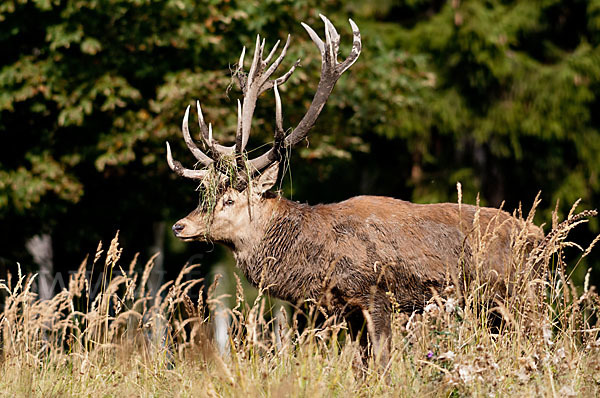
25;233;53;300
148;221;166;296
212;264;230;357
148;221;167;349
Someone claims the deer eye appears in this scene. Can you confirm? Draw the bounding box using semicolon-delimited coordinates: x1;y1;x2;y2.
224;198;235;206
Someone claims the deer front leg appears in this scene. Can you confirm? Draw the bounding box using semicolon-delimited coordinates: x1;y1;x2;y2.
361;307;391;366
358;290;392;367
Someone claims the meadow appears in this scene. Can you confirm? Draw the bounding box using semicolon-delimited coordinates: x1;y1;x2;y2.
1;198;599;397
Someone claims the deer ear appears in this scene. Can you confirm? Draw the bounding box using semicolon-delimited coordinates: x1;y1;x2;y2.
253;162;279;194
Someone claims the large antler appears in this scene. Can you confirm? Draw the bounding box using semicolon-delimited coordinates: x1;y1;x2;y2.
247;15;361;173
166;15;361;184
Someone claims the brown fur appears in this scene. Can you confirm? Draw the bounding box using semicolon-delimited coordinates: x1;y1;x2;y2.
173;169;544;362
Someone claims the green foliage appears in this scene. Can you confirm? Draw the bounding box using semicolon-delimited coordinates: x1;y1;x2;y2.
0;0;598;280
0;152;83;213
359;0;600;220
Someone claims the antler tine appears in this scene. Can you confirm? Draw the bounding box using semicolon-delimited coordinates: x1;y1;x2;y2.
196;101;235;156
237;46;246;73
166;142;211;180
166;108;232;182
337;18;362;74
196;100;210;144
263;39;280;66
181;105;213;166
273;59;301;87
247;16;362;173
320;14;340;64
261;35;292;87
300;22;324;54
247;83;285;173
247;35;262;88
258;35;300;95
271;83;286;161
235;99;243;155
274;82;284;138
321;16;334;66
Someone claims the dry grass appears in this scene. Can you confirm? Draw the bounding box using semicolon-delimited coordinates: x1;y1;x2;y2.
1;200;599;397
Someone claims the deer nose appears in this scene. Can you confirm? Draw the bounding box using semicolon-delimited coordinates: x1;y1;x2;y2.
172;223;185;236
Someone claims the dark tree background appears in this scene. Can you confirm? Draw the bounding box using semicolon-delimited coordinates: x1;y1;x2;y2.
1;0;598;295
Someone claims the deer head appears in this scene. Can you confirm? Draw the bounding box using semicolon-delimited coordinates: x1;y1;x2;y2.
166;15;361;244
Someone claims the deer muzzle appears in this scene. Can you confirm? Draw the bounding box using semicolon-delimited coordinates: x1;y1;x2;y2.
171;218;205;241
172;223;185;235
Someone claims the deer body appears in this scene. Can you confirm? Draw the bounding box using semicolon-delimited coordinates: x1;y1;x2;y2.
165;16;543;362
175;188;543;359
235;196;515;306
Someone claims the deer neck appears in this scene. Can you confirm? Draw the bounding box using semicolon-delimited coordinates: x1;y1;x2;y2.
229;196;297;278
228;195;286;257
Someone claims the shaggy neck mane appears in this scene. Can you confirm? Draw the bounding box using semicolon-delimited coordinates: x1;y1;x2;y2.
231;195;319;297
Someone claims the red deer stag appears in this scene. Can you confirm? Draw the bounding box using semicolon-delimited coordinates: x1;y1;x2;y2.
166;16;544;361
